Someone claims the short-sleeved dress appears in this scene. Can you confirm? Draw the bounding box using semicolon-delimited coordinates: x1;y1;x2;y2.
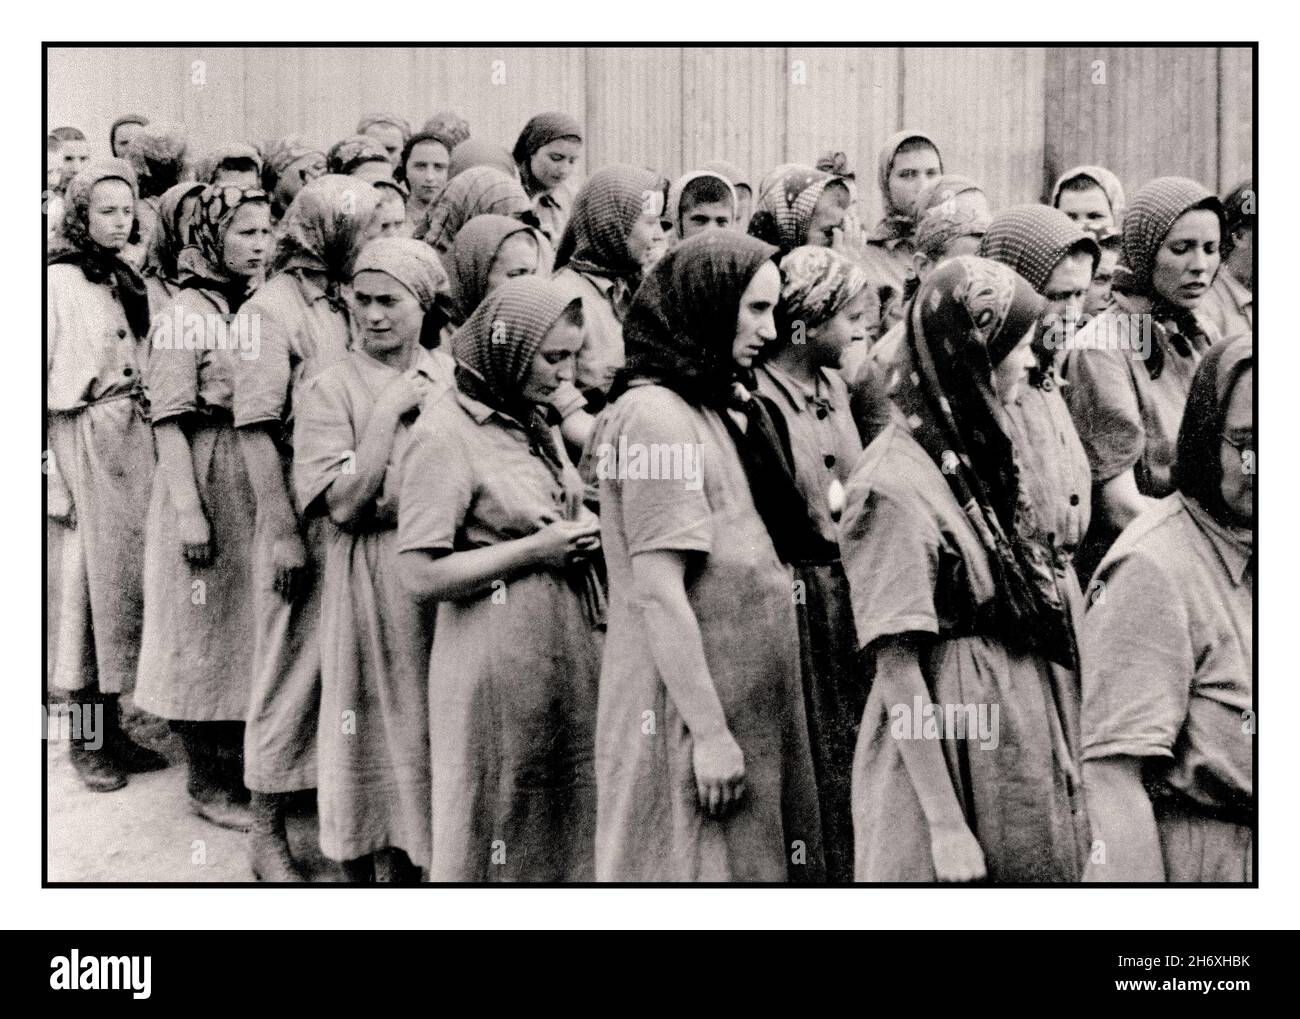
134;286;257;721
754;363;865;882
1081;493;1253;882
551;267;623;398
46;263;156;695
294;346;453;869
838;423;1090;883
233;270;353;792
398;386;602;882
592;384;823;882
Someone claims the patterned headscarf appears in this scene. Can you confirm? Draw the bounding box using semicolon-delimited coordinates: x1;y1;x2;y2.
873;130;943;240
914;174;983;220
327;134;391;177
193;142;263;185
271;174;382;287
447;138;518;181
747;165;844;255
776;246;869;342
1051;164;1127;225
124;124;188;199
48;159;150;340
814;149;856;180
612;230;820;564
554;164;666;279
512;112;584;196
176;184;271;310
980;205;1100;294
914;205;991;260
357;113;411;143
701;159;751;194
666;170;737;238
447;213;541;322
144;180;205;285
352;236;448;311
884;256;1075;664
422;111;471;151
1173;335;1253;528
262;136;325;190
110;113;149;158
415;166;532;252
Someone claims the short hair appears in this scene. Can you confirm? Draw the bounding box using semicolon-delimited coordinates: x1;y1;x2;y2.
51;126;85;142
894;136;940;161
1057;174;1105;197
1221;179;1255;255
680;175;733;215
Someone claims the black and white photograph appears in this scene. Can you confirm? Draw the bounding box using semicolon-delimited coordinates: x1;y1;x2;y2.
9;8;1289;949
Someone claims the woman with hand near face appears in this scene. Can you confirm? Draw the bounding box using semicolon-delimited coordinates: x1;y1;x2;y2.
512;112;583;245
592;232;824;882
47;160;166;792
1082;336;1253;883
293;238;453;882
838;256;1090;883
1064;177;1225;580
398;277;602;882
136;185;274;831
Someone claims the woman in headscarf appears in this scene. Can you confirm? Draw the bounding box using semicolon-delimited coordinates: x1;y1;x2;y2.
356;113;411;165
327;135;394;185
590;231;823;882
109;113;149;158
294;238;453;883
421;111;471;151
261;136;327;223
552;164;668;404
861;131;944;334
194;142;263;187
1200;180;1254;344
446;213;545;327
395;131;454;231
753;246;870;882
665;170;737;241
398;276;602;882
979;204;1099;629
1064;177;1225;581
838;256;1090;883
1081;336;1252;882
47;159;167;791
1051;164;1127;240
135;184;273;832
233;175;384;881
124;124;188;207
413;165;532;252
700;158;752;230
747;165;851;256
141;180;204;302
448;138;518;182
512;112;584;244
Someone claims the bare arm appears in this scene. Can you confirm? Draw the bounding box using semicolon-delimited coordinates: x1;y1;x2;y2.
154;421;212;564
1082;756;1165;882
1097;468;1157;535
238;425;307;600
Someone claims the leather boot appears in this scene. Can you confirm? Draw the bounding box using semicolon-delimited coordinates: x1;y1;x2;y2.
177;722;252;833
63;691;126;792
248;791;306;882
102;693;169;774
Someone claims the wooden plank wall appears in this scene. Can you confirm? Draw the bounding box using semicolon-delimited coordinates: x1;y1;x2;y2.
47;45;1253;211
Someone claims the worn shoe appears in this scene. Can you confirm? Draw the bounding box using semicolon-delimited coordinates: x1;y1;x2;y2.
189;789;253;833
248;792;307;882
102;694;169;773
68;741;127;793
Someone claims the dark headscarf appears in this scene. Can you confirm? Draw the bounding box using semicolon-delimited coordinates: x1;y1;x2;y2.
1113;176;1225;380
447;213;541;322
747;165;843;254
177;184;271;311
611;231;821;563
395;132;452;188
47;159;150;341
271;175;382;301
554;164;665;281
110;114;149;158
144;180;205;285
887;255;1075;665
123;124;187;200
512;112;583;196
1172;335;1253;528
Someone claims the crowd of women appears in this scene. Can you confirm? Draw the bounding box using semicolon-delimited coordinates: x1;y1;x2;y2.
45;105;1254;884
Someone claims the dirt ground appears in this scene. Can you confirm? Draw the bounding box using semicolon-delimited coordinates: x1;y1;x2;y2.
45;701;345;883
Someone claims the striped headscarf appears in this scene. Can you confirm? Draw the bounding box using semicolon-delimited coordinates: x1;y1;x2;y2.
554;164;666;279
512;112;584;196
747;165;843;254
448;213;541;321
980;205;1099;293
416;166;532;252
1051;164;1127;225
776;246;869;341
352;236;449;312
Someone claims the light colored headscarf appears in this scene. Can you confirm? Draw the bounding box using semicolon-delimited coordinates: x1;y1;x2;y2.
701;158;751;194
271;174;382;285
447;213;541;321
351;236;448;311
422;111;471;150
357;113;411;142
914;206;991;260
914;174;983;219
448;138;519;181
110;113;149;157
553;164;665;279
415;166;532;252
194;142;263;185
55;157;140;256
263;136;325;187
747;165;843;254
666;170;737;238
873;129;943;239
1051;164;1127;225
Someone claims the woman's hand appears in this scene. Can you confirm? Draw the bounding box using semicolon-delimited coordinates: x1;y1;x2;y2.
374;374;425;423
178;508;213;567
270;532;309;602
929;822;987;882
692;730;747;818
529;518;601;570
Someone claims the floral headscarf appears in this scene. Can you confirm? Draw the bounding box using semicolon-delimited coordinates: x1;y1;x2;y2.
262;136;325;192
415;166;532;253
775;245;869;342
747;165;844;255
553;164;665;279
177;183;271;310
271;174;382;289
327;134;391;177
512;112;583;196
